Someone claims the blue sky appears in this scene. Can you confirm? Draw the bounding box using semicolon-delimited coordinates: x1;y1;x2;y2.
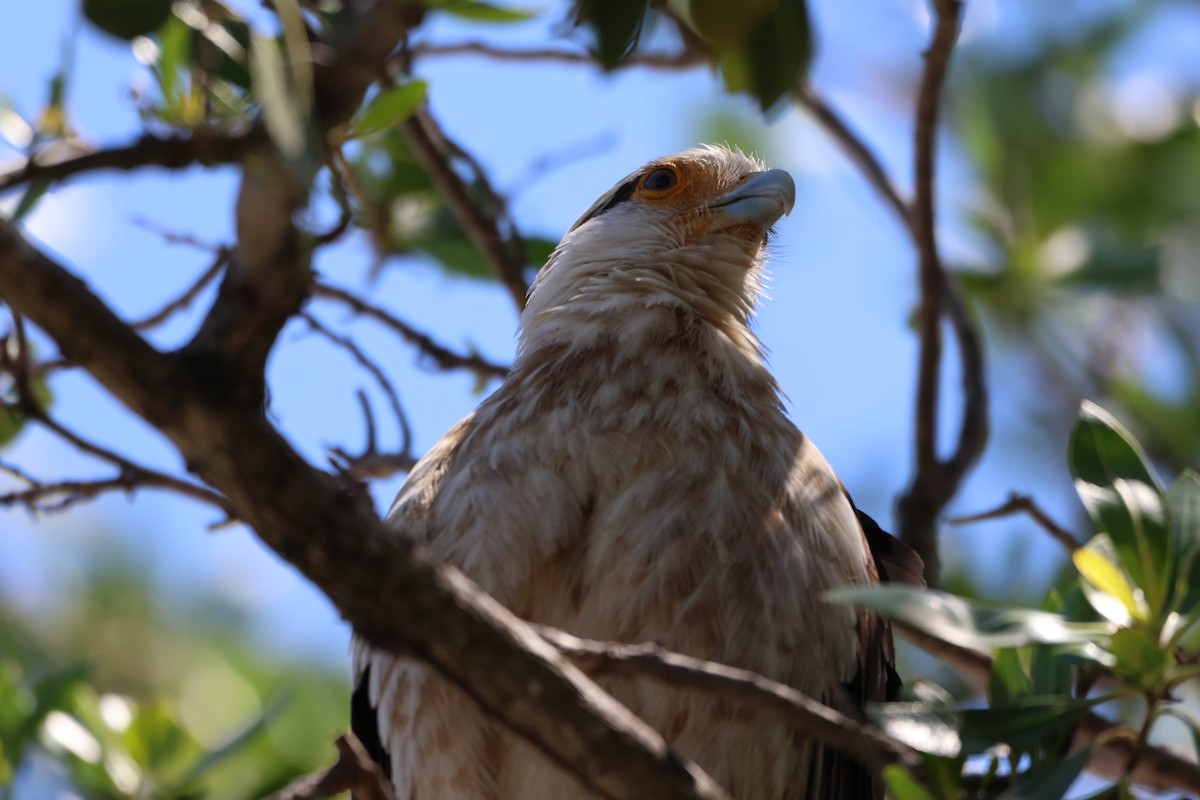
0;0;1185;674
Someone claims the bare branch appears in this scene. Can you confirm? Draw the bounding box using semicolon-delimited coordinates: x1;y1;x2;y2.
949;493;1080;554
0;217;731;800
399;106;530;311
313;282;509;380
263;733;396;800
131;247;230;331
541;627;918;775
791;84;911;226
410;41;706;71
0;131;260;193
894;0;983;586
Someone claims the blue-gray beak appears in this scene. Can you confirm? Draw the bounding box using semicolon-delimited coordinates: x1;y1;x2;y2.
707;168;796;228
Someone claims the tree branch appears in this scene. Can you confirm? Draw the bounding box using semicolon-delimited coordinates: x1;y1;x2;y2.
949;493;1080;554
313;282;509;380
399;106;530;311
895;0;978;586
0;218;731;800
264;733;396;800
541;627;918;775
0;131;261;193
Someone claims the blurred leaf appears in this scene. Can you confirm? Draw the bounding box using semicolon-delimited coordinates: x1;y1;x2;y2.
249;34;307;160
83;0;174;40
169;690;291;792
994;747;1092;800
1073;535;1145;625
1108;626;1169;689
883;764;939;800
572;0;649;69
11;179;50;223
872;702;961;758
425;0;534;22
349;81;427;140
988;648;1029;708
1069;401;1170;612
826;585;1111;651
958;696;1100;754
1168;470;1200;615
524;236;559;270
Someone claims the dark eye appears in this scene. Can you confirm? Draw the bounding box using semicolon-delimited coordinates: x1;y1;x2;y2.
642;168;678;191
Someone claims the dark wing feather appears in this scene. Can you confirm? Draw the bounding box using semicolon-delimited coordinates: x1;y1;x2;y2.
815;494;925;799
351;665;392;800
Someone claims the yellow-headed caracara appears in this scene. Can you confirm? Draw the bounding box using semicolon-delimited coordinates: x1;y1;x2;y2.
352;145;917;800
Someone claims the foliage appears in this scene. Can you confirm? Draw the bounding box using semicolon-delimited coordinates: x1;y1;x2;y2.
834;402;1200;797
0;549;345;799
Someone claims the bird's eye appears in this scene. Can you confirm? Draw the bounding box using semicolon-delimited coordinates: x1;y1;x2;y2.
642;168;678;192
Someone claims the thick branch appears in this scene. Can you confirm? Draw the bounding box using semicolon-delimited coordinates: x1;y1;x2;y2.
0;219;730;800
0;131;260;193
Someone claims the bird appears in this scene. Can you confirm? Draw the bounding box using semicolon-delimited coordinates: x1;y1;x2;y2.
351;145;918;800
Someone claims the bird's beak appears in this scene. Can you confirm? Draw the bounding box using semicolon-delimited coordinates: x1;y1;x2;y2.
706;169;796;229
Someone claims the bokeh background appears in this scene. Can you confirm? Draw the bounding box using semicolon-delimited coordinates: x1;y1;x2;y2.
3;0;1199;795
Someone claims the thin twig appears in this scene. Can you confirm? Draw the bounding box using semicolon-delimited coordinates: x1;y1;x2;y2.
410;41;706;71
540;627;917;774
791;84;910;225
301;313;417;480
0;131;260;193
263;733;396;800
313;282;509;380
949;493;1080;554
399;106;530;311
131;248;230;331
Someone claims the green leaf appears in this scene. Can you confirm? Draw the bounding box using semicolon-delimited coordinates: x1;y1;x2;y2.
169;690;290;791
883;764;939;800
1073;534;1146;625
958;696;1100;754
11;179;50;223
1108;626;1170;689
1069;401;1170;613
871;702;961;758
1168;470;1200;615
82;0;174;40
988;648;1029;708
994;747;1092;800
349;81;427;140
572;0;650;69
826;585;1111;651
249;35;307;161
424;0;534;22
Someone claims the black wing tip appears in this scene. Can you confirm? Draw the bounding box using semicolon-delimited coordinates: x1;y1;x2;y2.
351;665;393;792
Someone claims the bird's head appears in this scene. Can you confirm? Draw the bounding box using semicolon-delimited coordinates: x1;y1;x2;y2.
519;146;796;358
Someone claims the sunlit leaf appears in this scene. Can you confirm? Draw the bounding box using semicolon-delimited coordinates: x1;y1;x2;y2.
1168;470;1200;615
1073;535;1145;625
872;702;961;758
349;81;428;140
989;648;1029;708
249;35;307;160
1108;626;1169;690
169;690;291;791
826;585;1111;651
1069;401;1170;612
